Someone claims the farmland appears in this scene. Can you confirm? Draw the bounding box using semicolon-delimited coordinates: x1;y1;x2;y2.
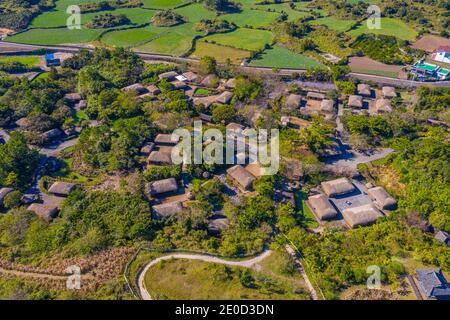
349;18;418;41
249;46;324;69
200;28;274;52
191;42;251;64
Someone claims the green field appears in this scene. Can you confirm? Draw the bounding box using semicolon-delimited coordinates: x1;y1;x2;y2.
201;28;274;52
134;30;196;55
350;68;400;78
101;27;159;47
221;9;280;28
191;42;250;64
0;55;40;67
249;3;316;21
249;46;324;69
174;3;216;23
142;0;188;9
310;17;355;32
349;18;418;41
7;28;104;45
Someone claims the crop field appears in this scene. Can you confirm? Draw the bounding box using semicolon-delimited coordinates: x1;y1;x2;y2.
221;9;280;28
249;46;324;69
100;27;160;47
0;55;40;67
349;18;418;41
310;17;355;33
249;2;322;20
200;28;274;52
141;0;188;9
7;28;104;45
191;42;250;64
349;56;403;78
134;29;197;56
174;3;216;23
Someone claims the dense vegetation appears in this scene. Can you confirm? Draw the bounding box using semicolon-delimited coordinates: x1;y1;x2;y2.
78;0;142;13
86;13;131;29
150;10;184;27
0;0;55;30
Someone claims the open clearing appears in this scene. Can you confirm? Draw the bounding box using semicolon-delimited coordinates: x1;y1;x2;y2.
201;28;274;52
349;18;418;41
143;251;310;300
191;42;250;64
249;46;324;69
411;35;450;52
310;17;355;32
349;56;404;78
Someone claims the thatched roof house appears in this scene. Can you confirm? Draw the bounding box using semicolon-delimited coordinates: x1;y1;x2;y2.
199;113;213;123
307;194;337;220
171;81;188;90
75;100;87;111
148;150;173;165
208;215;229;235
307;92;325;100
320;99;335;113
321;178;355;197
0;187;13;206
200;74;219;88
149;178;178;196
374;99;392;113
342;204;383;228
415;269;450;300
140;142;155;156
42;128;63;141
281;116;311;129
226;122;245;132
215;91;233;104
48;181;76;196
15;117;28;127
285;94;302;108
357;83;371;96
348;95;363;108
227;165;256;192
193;97;213;108
382;86;397;98
225;78;236;89
146;85;161;95
155;133;179;145
27;203;58;222
152;201;183;219
182;71;198;83
122;83;147;94
435;231;450;246
367;186;396;210
158;71;178;81
64;93;82;103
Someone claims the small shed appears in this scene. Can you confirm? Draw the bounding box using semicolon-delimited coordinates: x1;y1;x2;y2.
374;99;392;113
158;71;178;81
286;94;302;108
171;81;188;90
382;86;397;98
227;165;256;192
320;99;335;113
152;201;183;219
281;116;311;129
148;150;173;165
149;178;178;196
122;83;147;94
199;113;213;123
215;91;233;104
200;74;219;88
27;203;58;222
48;181;76;197
342;204;383;228
415;269;450;300
357;83;371;96
367;186;396;210
435;231;450;247
146;85;161;95
155;133;179;145
225;78;236;89
307;194;337;220
208;216;229;235
348;95;363;108
0;187;14;206
182;71;198;83
321;178;355;197
75;100;87;111
226;122;245;132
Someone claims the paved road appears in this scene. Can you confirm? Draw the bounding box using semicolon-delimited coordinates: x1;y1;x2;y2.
324;148;394;173
137;250;272;300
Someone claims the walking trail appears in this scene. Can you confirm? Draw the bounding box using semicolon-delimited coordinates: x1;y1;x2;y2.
137;250;272;300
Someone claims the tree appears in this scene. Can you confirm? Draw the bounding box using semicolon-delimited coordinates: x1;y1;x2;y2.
211;104;235;123
199;56;217;75
3;190;22;209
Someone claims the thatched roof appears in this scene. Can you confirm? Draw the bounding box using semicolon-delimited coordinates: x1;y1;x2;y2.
75;100;87;110
321;178;355;197
199;113;212;123
140;142;155;156
146;85;161;95
320;99;335;112
15;117;28;127
307;194;337;220
27;203;58;222
435;231;450;246
285;94;302;108
171;81;188;90
215;91;233;104
367;186;396;210
148;150;173;165
348;95;363;108
227;165;256;191
382;86;397;98
342;204;383;228
42;128;63;140
122;83;146;94
158;71;178;81
208;216;229;235
225;78;236;89
48;181;76;196
200;74;219;88
182;71;198;82
193;97;213;108
226;122;244;132
375;99;392;113
281;116;311;129
149;178;178;195
64;93;82;103
307;92;325;100
155;133;179;145
152;201;183;218
357;83;371;96
0;187;13;205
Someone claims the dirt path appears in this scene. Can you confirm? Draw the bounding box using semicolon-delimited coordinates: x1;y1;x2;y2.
137;250;272;300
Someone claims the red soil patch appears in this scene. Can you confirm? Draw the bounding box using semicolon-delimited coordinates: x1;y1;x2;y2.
349;56;404;72
411;35;450;52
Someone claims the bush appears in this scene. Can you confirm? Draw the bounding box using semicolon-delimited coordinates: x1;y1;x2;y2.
3;190;22;209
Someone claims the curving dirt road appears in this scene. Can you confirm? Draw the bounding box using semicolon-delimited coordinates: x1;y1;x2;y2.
137;250;272;300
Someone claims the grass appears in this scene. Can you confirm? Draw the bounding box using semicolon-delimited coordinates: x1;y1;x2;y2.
295;191;319;229
143;252;311;299
350;67;399;78
249;45;324;69
6;28;104;45
191;41;250;64
249;3;314;21
201;28;273;52
348;18;418;41
101;27;159;47
174;3;217;23
134;29;196;55
221;9;280;28
194;88;213;95
142;0;187;9
0;55;40;67
310;17;355;33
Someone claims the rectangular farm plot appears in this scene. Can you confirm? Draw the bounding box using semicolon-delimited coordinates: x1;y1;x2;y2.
349;18;418;41
6;28;104;45
134;31;196;56
191;42;251;64
249;46;324;69
200;28;274;52
221;9;280;28
101;27;160;47
174;3;217;23
141;0;187;9
349;56;403;79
